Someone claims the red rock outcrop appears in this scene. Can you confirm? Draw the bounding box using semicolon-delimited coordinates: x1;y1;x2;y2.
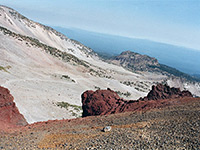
140;83;193;101
82;88;126;117
0;86;27;130
82;84;193;117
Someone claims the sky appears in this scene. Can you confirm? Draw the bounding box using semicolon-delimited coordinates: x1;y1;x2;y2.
0;0;200;50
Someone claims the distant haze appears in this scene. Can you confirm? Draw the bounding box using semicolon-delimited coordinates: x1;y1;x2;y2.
53;26;200;75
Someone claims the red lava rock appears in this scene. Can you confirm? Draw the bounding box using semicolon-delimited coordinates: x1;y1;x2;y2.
140;83;193;101
82;84;193;117
0;86;28;130
81;88;126;117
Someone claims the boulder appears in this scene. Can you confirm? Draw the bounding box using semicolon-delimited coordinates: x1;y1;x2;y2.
103;126;112;132
82;88;126;117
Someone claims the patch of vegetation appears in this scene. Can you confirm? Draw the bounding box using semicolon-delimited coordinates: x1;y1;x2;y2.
9;10;28;20
56;102;82;112
0;65;11;73
61;75;75;83
89;68;112;79
134;87;146;92
121;81;149;92
69;110;80;117
115;91;131;97
56;101;82;117
94;86;101;90
121;81;134;87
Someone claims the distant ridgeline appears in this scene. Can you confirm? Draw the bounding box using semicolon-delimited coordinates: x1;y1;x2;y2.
53;27;200;76
107;51;200;82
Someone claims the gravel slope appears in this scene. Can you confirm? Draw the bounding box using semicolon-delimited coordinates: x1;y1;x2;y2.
0;97;199;149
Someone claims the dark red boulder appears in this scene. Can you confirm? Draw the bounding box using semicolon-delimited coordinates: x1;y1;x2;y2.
81;88;126;117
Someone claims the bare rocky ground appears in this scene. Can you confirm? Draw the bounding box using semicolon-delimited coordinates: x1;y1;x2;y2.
0;97;199;149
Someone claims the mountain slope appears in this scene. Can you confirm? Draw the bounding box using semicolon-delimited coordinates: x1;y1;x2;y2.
0;24;169;123
0;5;199;124
0;5;97;61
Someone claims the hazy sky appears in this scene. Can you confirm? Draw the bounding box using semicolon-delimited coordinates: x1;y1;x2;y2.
1;0;200;50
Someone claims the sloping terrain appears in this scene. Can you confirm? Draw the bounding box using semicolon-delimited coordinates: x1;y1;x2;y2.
0;6;199;149
0;6;169;123
0;97;199;149
0;5;199;124
0;5;96;61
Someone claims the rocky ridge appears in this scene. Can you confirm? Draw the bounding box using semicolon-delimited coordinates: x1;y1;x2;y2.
140;83;192;100
82;84;193;117
109;51;159;72
109;51;200;82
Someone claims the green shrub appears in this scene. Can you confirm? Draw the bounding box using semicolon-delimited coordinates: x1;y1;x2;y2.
0;65;11;72
56;101;82;111
57;101;82;118
115;90;131;97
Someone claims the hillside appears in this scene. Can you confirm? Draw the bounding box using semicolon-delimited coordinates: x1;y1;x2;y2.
0;6;169;123
1;97;199;149
0;84;199;149
0;5;97;61
0;5;199;124
0;5;200;149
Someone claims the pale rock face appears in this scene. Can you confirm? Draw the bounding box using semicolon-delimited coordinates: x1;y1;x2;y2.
0;5;199;124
